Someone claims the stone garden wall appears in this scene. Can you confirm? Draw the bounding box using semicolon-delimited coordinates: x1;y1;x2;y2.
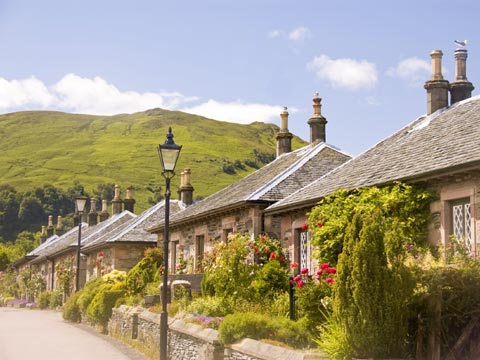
108;305;326;360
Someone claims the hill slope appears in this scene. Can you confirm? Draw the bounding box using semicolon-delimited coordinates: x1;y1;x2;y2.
0;108;306;212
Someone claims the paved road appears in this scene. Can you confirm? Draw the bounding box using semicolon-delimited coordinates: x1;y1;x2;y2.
0;307;147;360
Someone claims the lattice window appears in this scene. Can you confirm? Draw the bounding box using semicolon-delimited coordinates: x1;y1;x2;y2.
452;199;472;251
300;231;309;270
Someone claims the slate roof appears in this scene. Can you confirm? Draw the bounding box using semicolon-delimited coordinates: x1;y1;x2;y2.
82;200;185;252
267;95;480;213
29;211;136;263
152;141;350;228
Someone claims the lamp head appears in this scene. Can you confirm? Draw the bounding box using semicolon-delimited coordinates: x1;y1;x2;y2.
158;127;182;176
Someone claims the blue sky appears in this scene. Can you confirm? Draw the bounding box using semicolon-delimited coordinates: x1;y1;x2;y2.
0;0;479;155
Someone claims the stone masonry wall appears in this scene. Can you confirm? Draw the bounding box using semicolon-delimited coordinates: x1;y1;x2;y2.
108;306;326;360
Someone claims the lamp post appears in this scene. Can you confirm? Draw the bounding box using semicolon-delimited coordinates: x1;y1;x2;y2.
158;127;182;360
75;191;88;292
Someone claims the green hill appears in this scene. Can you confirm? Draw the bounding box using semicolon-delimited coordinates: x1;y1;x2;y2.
0;108;306;213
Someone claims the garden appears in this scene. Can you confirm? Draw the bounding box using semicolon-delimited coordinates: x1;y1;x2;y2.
3;183;480;359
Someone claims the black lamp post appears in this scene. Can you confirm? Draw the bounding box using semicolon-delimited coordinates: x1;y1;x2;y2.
158;127;182;360
74;191;88;292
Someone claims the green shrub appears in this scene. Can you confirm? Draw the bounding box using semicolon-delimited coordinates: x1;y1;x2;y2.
48;290;62;309
86;287;125;329
219;312;275;344
315;311;352;360
63;291;82;322
218;312;311;349
187;296;233;317
77;277;105;314
36;291;51;309
334;211;413;359
126;248;163;295
251;260;288;302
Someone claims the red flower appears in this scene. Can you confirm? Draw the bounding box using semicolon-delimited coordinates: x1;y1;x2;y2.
290;262;299;269
269;252;276;260
327;267;337;274
301;267;309;274
98;251;104;257
325;277;334;284
320;262;329;270
301;223;308;231
293;275;302;282
260;236;266;243
317;269;323;275
297;280;305;288
95;260;99;266
317;222;324;227
279;256;285;263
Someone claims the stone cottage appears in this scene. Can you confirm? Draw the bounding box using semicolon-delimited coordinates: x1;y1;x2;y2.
264;47;480;265
148;95;352;273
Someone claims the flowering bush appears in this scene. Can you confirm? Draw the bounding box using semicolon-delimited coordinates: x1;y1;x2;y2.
189;314;224;329
292;262;336;335
55;256;75;297
248;234;286;266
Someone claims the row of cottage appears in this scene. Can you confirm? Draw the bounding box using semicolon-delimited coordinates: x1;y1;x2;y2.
13;47;480;293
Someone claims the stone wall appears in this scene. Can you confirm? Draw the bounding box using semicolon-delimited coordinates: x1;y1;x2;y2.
108;305;326;360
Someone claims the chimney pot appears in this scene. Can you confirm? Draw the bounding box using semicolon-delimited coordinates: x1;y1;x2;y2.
123;186;136;213
178;168;194;206
276;107;293;157
308;92;327;144
112;185;123;214
450;48;474;104
424;50;449;115
99;199;109;222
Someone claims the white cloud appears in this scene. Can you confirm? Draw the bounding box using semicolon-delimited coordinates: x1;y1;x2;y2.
268;30;281;38
386;57;430;87
307;55;378;91
366;96;381;106
0;76;55;110
181;99;286;124
288;27;311;42
0;74;197;115
0;74;286;125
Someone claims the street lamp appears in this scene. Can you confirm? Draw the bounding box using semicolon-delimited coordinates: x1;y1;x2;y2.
158;127;182;360
75;190;88;292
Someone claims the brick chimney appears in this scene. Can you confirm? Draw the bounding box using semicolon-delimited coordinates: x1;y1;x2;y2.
307;92;327;144
46;215;54;237
424;50;450;115
88;198;98;226
276;107;293;157
450;48;474;105
111;185;123;215
99;199;110;222
178;168;194;206
56;216;65;236
40;225;47;244
123;186;136;213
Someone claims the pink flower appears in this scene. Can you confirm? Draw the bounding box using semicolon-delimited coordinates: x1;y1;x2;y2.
320;263;329;270
290;262;299;269
317;269;323;275
301;267;309;274
325;278;334;284
301;223;308;231
293;275;302;282
297;280;305;288
326;267;337;274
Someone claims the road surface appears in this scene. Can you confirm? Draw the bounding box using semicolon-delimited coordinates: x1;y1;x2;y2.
0;307;147;360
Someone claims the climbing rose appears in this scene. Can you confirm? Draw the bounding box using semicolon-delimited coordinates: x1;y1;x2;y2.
293;275;302;282
297;280;305;288
325;278;334;284
320;262;329;270
301;267;309;274
326;267;336;274
269;252;276;260
317;222;324;227
301;223;308;231
290;262;299;269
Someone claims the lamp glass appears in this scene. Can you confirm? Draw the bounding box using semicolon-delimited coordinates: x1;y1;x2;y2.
75;195;88;213
158;147;181;172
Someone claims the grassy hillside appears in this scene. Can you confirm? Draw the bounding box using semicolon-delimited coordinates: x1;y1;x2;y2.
0;108;307;213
